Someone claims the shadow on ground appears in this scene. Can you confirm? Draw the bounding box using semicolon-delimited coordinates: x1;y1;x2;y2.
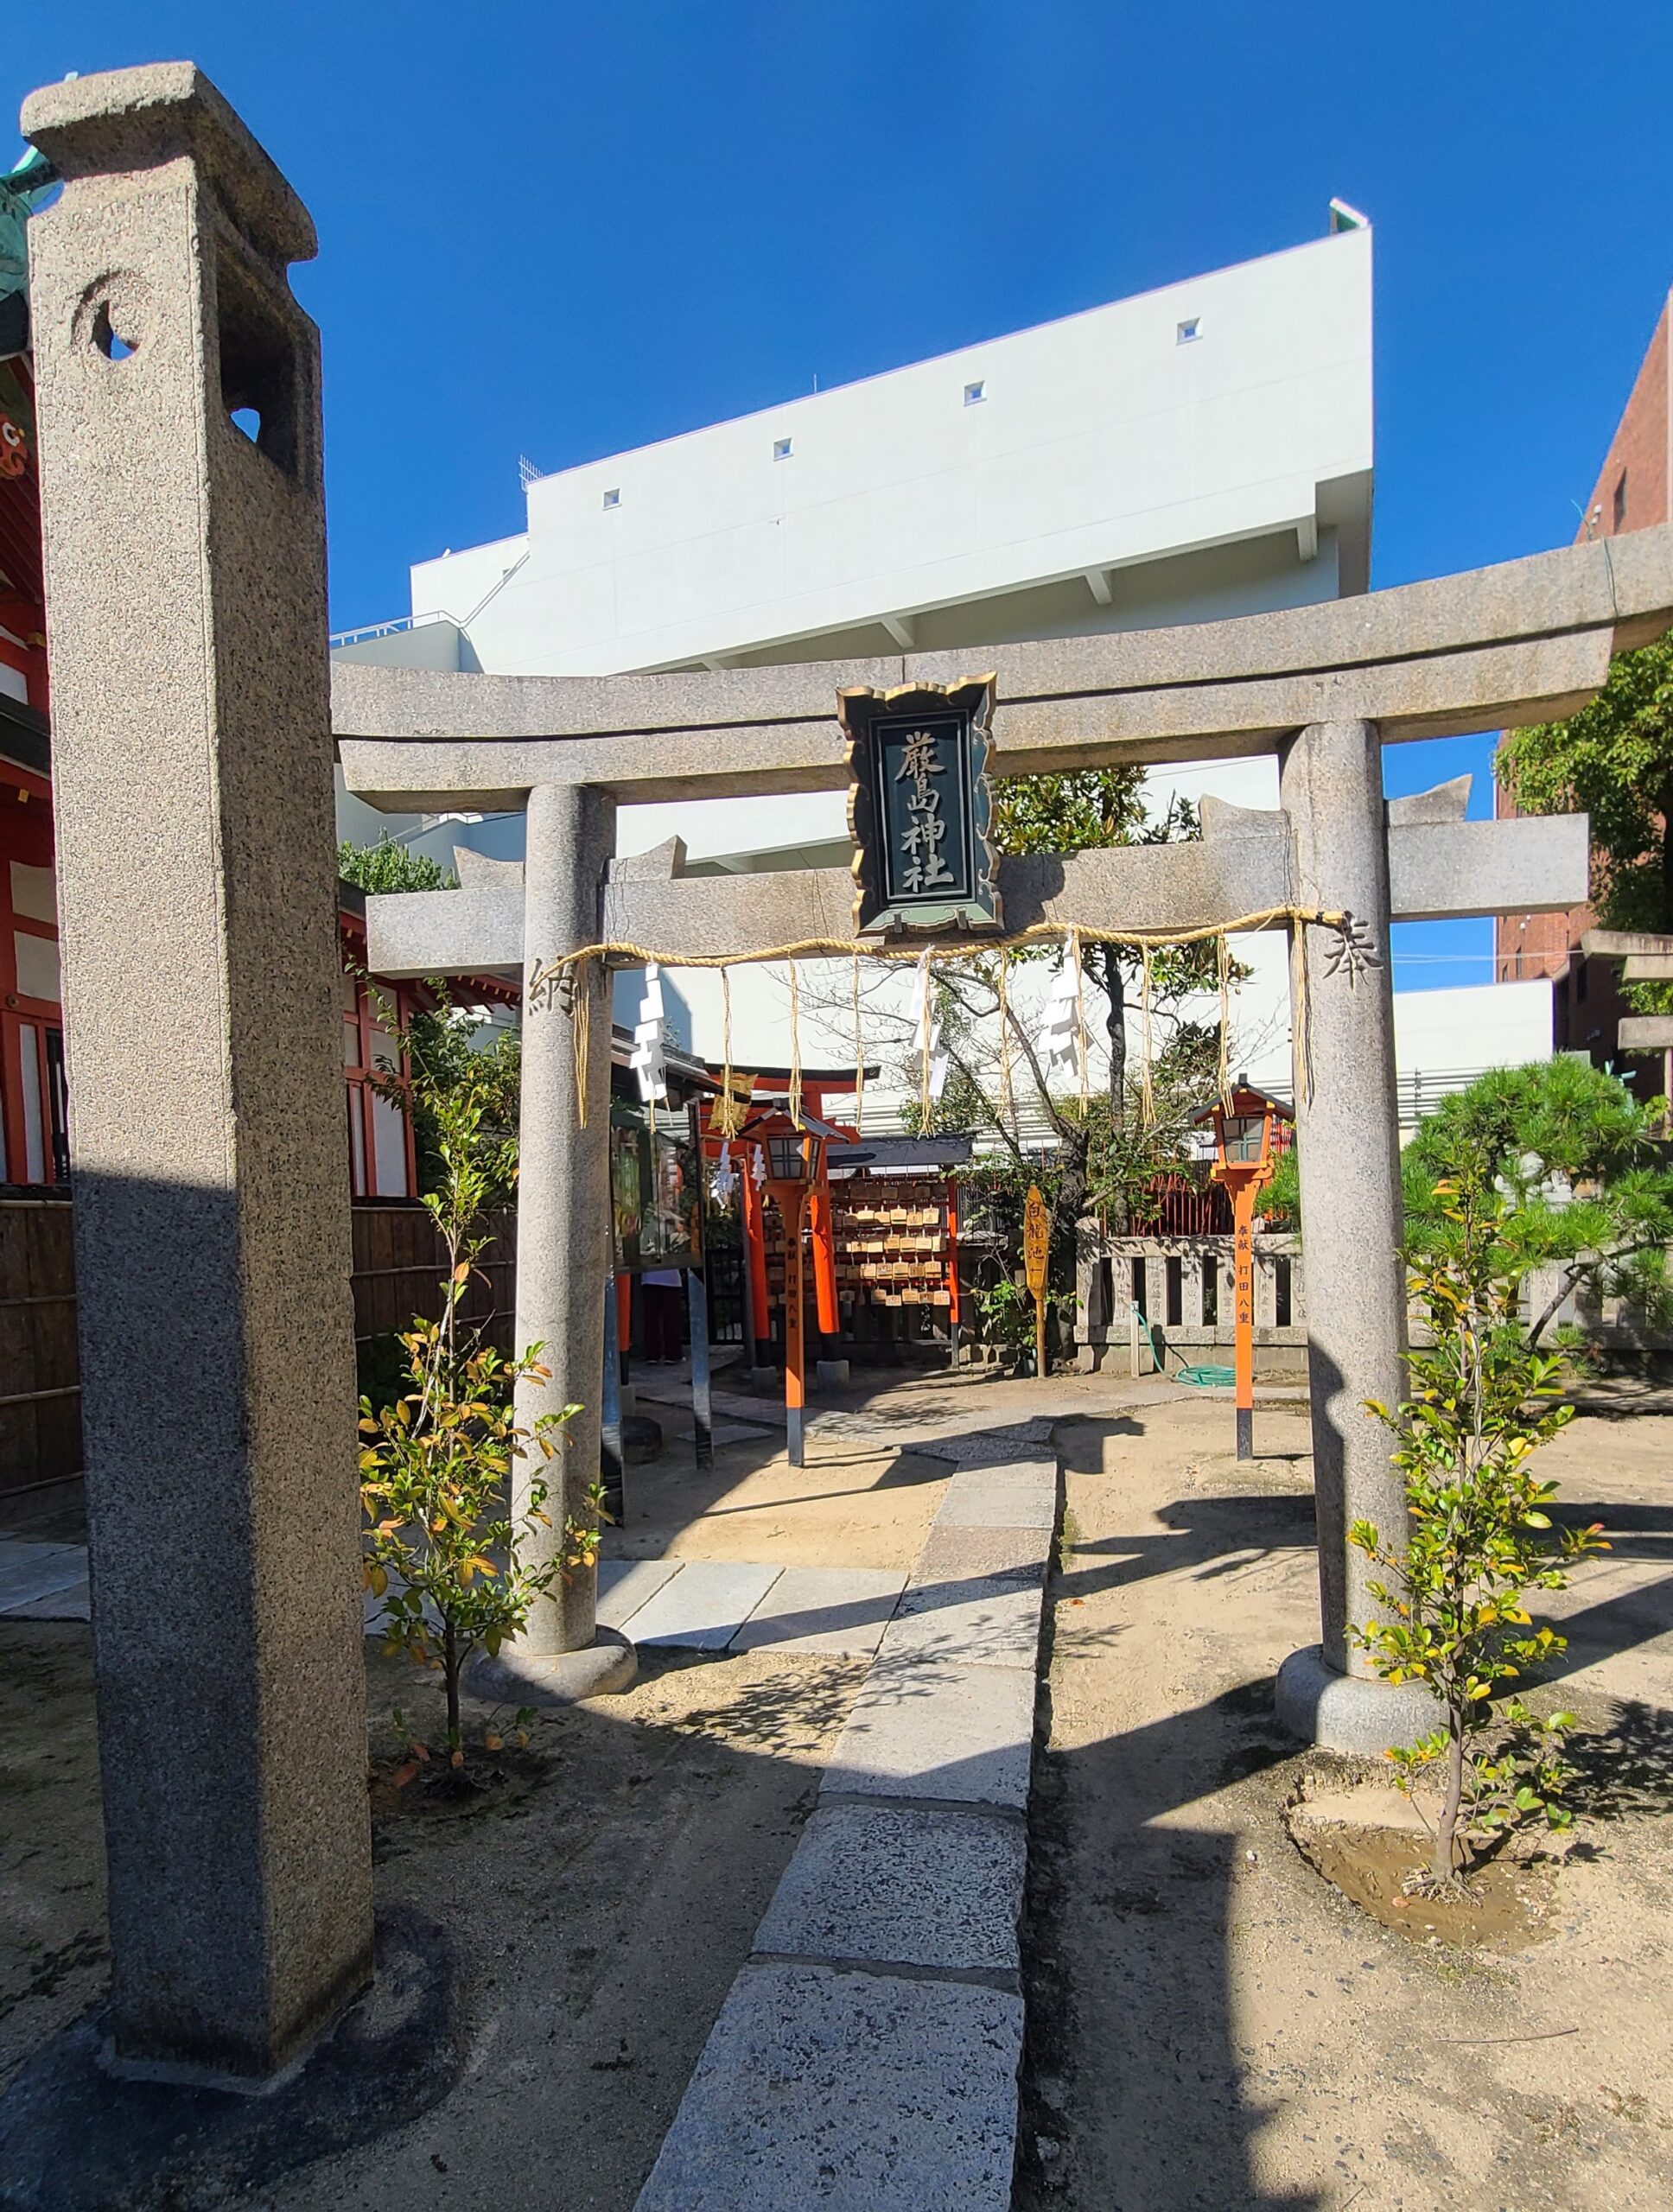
1016;1455;1324;2212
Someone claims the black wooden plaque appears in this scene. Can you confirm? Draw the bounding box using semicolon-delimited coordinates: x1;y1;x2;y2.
841;676;1002;938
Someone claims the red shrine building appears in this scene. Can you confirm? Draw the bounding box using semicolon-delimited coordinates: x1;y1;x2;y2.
0;354;67;1189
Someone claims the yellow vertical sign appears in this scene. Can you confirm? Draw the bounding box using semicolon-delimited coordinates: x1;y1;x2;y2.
1023;1185;1050;1377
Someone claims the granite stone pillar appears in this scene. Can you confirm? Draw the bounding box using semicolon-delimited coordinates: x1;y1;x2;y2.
1275;721;1438;1753
23;66;373;2077
480;780;634;1699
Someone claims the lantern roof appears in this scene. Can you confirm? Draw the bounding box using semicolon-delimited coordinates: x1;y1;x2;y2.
1189;1077;1295;1128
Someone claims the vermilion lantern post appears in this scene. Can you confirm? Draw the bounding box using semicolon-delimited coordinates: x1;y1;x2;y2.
763;1128;826;1468
1207;1080;1283;1460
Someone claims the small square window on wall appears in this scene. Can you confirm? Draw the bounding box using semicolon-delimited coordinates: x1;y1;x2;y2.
964;379;985;405
773;435;792;460
602;487;621;510
1177;317;1201;344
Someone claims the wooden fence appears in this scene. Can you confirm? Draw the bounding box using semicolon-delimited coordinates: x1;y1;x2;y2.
348;1202;516;1354
0;1198;518;1503
0;1197;79;1499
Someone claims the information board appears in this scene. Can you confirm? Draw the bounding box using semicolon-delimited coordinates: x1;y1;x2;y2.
1022;1185;1051;1297
610;1102;703;1273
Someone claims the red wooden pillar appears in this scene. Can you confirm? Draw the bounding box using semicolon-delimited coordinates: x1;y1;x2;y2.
741;1158;772;1361
945;1176;962;1361
808;1173;839;1338
1232;1183;1257;1460
779;1187;807;1466
615;1270;633;1353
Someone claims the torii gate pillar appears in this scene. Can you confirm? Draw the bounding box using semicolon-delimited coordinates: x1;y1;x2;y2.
1275;721;1437;1750
474;782;636;1700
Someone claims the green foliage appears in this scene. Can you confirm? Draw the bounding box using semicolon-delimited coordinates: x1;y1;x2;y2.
989;772;1235;1090
359;996;597;1766
990;766;1151;857
1274;1059;1673;1348
889;770;1246;1328
1497;635;1673;1009
398;1003;522;1202
1261;1140;1299;1229
974;1276;1038;1349
1403;1058;1673;1348
339;834;456;894
1084;1036;1220;1216
1352;1174;1608;1885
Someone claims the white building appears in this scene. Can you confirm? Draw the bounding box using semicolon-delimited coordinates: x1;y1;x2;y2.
334;213;1546;1111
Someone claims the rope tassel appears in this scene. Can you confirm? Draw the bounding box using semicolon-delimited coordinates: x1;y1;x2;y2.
851;952;866;1131
572;976;590;1127
1139;944;1155;1128
1217;931;1233;1116
528;906;1355;1130
788;959;804;1128
997;948;1015;1133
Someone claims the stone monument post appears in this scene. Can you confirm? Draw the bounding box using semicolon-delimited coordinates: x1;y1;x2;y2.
24;66;373;2080
1275;720;1435;1751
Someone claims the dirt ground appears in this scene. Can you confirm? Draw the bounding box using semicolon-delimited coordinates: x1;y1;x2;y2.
3;1370;1671;2209
1018;1393;1673;2212
610;1402;954;1568
0;1624;872;2210
0;1423;961;2209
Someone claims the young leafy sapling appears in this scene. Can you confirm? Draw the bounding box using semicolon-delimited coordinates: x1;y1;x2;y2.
358;991;606;1771
1352;1168;1607;1888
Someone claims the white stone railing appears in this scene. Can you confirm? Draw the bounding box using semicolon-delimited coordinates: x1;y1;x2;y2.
1076;1227;1673;1371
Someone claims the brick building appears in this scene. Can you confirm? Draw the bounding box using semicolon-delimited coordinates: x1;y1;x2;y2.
1495;286;1672;1084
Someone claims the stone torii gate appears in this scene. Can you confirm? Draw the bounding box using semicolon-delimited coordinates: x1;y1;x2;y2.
337;525;1673;1751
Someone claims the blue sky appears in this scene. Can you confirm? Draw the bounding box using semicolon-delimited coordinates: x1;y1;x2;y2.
12;3;1673;988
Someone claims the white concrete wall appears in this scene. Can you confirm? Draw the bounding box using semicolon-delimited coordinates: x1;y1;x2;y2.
350;229;1382;1099
1393;979;1553;1080
410;230;1371;677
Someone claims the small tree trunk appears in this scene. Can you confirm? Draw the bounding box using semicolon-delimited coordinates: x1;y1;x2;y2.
1101;949;1128;1116
1099;952;1133;1237
1050;1123;1090;1260
443;1617;462;1750
1526;1262;1585;1351
1434;1715;1466;1884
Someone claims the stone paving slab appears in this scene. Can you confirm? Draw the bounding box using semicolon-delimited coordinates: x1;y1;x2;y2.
754;1802;1025;1974
932;1461;1058;1530
909;1523;1049;1587
0;1541;88;1615
730;1567;906;1658
618;1559;783;1649
625;1415;1058;2209
875;1574;1044;1672
636;1381;779;1430
820;1657;1036;1810
596;1557;684;1630
633;1962;1023;2212
919;1419;1057;1467
6;1579;90;1622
